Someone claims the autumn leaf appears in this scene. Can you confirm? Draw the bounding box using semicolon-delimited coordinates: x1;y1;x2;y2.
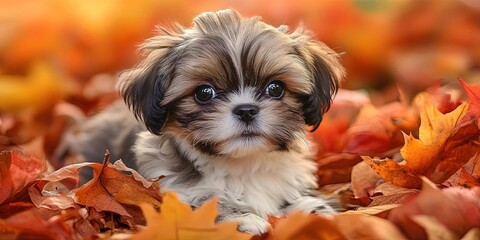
0;148;46;205
268;212;343;240
368;183;419;207
134;192;251;240
459;78;480;125
1;208;74;240
388;177;480;239
74;151;162;220
364;95;479;188
444;154;480;188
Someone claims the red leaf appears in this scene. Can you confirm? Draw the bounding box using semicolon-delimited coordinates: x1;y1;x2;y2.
0;148;46;205
459;78;480;125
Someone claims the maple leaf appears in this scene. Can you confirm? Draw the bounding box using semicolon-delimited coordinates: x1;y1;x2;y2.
363;95;479;188
0;148;46;205
133;192;251;240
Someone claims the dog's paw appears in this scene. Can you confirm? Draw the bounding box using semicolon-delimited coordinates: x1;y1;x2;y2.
222;213;270;235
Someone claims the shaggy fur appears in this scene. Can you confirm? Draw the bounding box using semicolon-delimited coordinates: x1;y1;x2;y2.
118;9;344;234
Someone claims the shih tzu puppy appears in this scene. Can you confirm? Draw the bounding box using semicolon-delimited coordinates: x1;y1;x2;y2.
118;9;344;234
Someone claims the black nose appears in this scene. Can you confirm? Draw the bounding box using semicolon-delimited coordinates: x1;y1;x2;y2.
233;104;259;123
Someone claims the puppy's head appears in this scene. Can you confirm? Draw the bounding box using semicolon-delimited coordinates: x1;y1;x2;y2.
118;9;344;157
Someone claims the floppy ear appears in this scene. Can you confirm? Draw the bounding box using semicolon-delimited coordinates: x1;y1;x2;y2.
291;29;345;131
117;28;184;134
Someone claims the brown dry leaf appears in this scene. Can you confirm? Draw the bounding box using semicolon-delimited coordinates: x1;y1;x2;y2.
364;97;479;188
28;161;104;211
133;192;251;240
368;182;419;207
74;152;162;219
0;148;47;205
388;177;480;239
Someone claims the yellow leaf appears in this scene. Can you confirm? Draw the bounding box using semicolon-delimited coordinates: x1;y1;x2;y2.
363;99;479;188
134;192;251;240
401;101;468;172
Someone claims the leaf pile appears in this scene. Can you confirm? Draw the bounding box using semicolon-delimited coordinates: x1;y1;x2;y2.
2;0;480;239
0;80;479;239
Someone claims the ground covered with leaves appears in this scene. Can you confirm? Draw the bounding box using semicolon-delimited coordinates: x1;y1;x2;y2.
0;80;479;240
2;0;480;239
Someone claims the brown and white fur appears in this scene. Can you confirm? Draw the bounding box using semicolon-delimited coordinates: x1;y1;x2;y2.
118;9;344;234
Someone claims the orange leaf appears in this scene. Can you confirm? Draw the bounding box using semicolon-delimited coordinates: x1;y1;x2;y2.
134;192;251;240
74;152;162;219
268;212;344;240
363;98;479;188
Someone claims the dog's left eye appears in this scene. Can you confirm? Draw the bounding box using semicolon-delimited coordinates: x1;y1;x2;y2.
194;85;216;103
265;81;284;99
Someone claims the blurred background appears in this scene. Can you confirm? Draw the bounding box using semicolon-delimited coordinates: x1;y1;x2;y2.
1;0;479;169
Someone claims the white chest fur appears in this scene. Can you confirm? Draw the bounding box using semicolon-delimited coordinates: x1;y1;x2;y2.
134;131;319;217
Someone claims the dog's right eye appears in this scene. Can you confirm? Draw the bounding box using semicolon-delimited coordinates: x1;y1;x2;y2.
194;85;216;104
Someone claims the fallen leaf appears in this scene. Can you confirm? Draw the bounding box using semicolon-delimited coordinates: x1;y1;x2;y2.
133;192;251;240
343;104;397;155
364;98;479;188
0;148;46;205
388;177;480;239
316;152;362;185
444;165;480;189
369;182;419;207
458;78;480;125
2;208;73;240
268;212;344;240
74;152;162;220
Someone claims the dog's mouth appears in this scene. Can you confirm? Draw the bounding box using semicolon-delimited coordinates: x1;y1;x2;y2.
240;129;261;137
